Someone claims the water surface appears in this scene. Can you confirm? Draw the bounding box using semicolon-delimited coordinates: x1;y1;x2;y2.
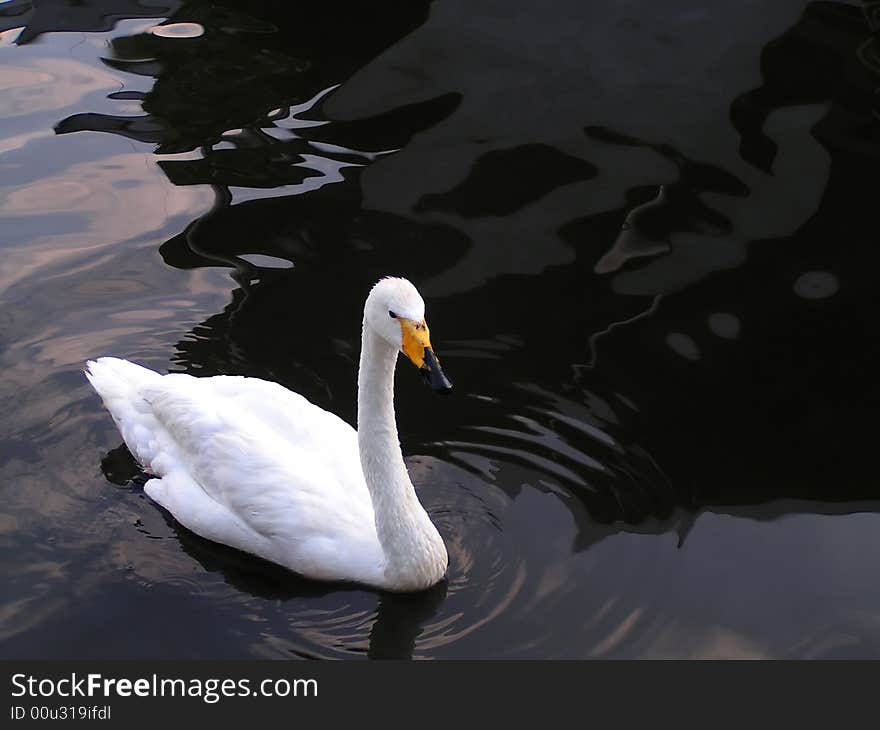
1;0;879;659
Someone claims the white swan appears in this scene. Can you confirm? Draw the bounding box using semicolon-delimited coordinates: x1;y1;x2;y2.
85;277;453;592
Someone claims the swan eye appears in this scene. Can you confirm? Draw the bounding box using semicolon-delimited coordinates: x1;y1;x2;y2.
389;310;397;319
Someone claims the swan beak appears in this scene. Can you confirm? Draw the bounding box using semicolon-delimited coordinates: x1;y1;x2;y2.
400;319;453;393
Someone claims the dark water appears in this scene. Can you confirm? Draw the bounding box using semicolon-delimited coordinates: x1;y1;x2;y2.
1;0;879;659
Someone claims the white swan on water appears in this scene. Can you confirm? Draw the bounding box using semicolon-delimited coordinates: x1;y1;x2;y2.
85;277;453;592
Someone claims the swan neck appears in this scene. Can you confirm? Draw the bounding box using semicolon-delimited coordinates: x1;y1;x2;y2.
357;322;447;590
357;323;399;445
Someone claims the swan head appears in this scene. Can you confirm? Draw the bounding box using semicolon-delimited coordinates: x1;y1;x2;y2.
364;277;452;393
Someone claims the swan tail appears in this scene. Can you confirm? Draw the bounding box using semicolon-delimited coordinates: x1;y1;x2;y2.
85;356;159;388
85;357;164;470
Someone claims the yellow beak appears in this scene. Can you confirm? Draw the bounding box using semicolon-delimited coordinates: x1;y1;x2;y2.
399;318;453;392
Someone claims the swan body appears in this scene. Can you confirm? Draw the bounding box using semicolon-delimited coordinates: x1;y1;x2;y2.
86;278;452;592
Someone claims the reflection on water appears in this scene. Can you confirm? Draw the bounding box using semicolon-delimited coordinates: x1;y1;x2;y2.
1;0;880;658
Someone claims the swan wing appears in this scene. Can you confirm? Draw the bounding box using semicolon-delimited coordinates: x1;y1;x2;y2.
86;358;382;584
201;374;365;491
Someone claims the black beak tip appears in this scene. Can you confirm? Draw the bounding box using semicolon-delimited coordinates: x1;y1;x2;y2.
432;373;454;393
421;348;453;394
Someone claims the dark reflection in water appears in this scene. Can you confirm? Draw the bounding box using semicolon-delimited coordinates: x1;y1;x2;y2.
0;0;178;45
2;0;880;659
583;127;750;274
56;2;458;159
731;1;880;171
416;144;599;218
